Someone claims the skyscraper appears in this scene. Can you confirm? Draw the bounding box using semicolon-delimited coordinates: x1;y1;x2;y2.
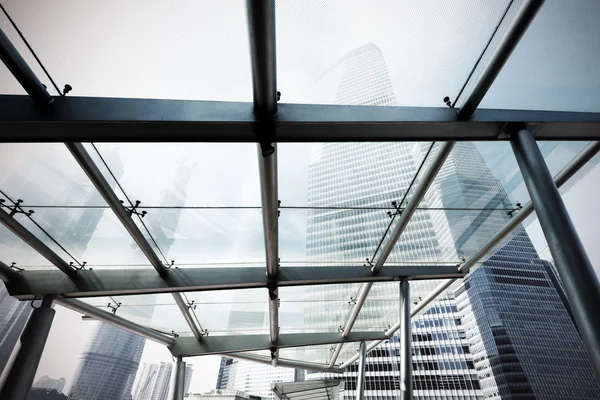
304;43;600;399
184;364;194;394
33;375;67;393
0;284;30;376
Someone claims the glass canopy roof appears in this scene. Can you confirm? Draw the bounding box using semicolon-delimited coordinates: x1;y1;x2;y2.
0;0;599;372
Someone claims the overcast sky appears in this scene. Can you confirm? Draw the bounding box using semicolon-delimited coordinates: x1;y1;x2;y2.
1;0;600;397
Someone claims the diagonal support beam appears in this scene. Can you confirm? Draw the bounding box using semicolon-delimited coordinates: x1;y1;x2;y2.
65;143;204;340
339;140;600;369
0;209;78;277
329;141;454;367
4;264;463;300
169;331;388;358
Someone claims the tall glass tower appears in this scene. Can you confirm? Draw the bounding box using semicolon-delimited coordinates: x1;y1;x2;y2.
306;43;600;399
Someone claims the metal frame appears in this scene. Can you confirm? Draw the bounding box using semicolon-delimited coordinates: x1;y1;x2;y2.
172;357;186;400
3;265;463;300
2;95;600;141
225;353;343;374
1;0;599;381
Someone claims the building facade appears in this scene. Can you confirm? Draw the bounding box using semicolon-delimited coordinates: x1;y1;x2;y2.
33;375;67;393
0;284;30;376
133;362;173;400
187;389;262;400
184;364;194;395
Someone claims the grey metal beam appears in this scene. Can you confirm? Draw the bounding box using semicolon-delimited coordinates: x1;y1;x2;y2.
0;28;52;105
169;331;388;358
65;144;205;340
4;265;463;300
172;293;204;342
0;259;20;282
0;209;78;277
56;298;177;347
356;341;366;400
2;95;600;142
339;140;600;369
226;352;343;374
0;296;54;400
458;0;545;117
511;129;600;378
172;357;185;400
330;141;455;366
399;280;412;400
65;142;169;277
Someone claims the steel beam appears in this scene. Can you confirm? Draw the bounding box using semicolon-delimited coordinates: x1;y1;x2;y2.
172;293;204;342
56;298;177;347
356;341;366;400
0;296;54;400
0;259;20;282
399;280;412;400
226;352;343;374
330;141;455;366
458;0;545;117
0;28;52;105
169;331;388;358
0;209;78;277
172;357;186;400
2;96;600;142
4;265;463;300
65;142;169;277
339;140;600;369
511;129;600;378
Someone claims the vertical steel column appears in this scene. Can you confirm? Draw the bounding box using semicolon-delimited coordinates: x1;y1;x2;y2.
399;279;412;400
0;27;52;105
356;341;367;400
0;296;54;400
172;356;186;400
510;129;600;378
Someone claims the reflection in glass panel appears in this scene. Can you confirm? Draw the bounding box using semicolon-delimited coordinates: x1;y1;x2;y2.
81;294;190;334
93;143;260;207
0;223;55;269
187;289;268;336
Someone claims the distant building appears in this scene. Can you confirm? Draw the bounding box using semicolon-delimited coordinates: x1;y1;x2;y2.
184;364;194;394
0;284;31;376
133;362;173;400
33;375;66;393
186;389;261;400
28;388;68;400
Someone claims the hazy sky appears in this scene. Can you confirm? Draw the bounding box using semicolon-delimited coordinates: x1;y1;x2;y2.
1;0;600;397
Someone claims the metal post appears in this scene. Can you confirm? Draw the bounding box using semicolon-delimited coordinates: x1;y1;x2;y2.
399;279;412;400
457;0;545;117
356;341;367;400
510;129;600;378
0;209;78;277
0;296;54;400
0;27;52;105
172;357;186;400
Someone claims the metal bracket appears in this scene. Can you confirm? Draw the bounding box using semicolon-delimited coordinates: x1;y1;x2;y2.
0;199;34;217
338;326;345;333
171;331;180;338
456;258;466;268
10;262;24;272
186;300;197;310
165;260;175;269
507;202;522;218
443;96;453;108
386;201;403;219
120;200;147;218
107;302;122;314
364;258;374;267
348;296;357;306
69;261;87;270
277;200;281;217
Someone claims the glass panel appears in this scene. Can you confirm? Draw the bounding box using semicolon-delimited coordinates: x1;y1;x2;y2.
0;143;107;207
278;345;333;366
81;293;190;334
187;288;269;336
138;208;265;265
277;0;512;107
475;0;600;112
352;282;399;333
279;284;361;334
0;222;55;269
1;0;252;101
92;143;261;207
